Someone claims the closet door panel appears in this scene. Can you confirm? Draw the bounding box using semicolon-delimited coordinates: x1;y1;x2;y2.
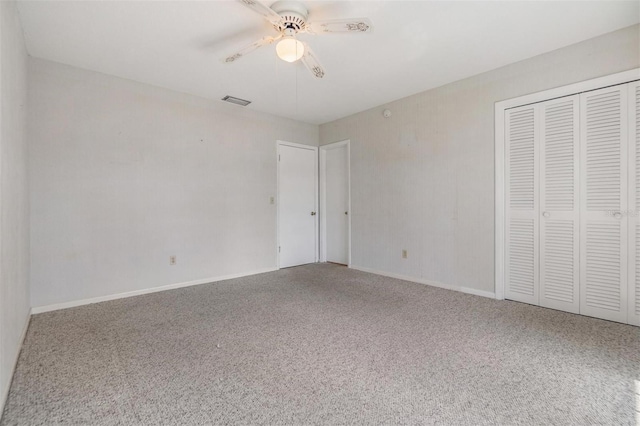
505;105;539;305
539;96;580;313
628;81;640;326
580;85;628;323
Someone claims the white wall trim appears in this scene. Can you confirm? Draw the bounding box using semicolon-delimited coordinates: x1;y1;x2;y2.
495;68;640;112
31;267;278;314
0;312;30;415
351;266;496;300
494;68;640;301
495;101;506;301
319;140;351;266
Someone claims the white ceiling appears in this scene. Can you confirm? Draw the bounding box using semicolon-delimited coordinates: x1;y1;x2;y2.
16;1;639;124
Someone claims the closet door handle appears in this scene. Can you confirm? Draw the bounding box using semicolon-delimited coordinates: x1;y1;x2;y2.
612;211;622;219
542;212;550;218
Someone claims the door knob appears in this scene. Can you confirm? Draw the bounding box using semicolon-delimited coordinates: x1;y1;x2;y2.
311;212;316;216
345;211;348;215
542;212;550;218
613;211;622;219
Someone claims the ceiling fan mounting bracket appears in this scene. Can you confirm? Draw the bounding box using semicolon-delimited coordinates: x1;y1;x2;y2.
270;0;308;32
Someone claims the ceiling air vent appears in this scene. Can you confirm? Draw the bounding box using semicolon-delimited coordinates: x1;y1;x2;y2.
221;95;251;107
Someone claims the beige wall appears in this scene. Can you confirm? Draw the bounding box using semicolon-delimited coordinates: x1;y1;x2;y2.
320;25;640;295
0;0;30;413
29;58;318;308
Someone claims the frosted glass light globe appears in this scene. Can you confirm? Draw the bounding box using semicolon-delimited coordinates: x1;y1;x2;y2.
276;37;304;63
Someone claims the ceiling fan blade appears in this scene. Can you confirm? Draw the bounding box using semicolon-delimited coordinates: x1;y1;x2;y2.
305;18;373;35
223;35;281;63
237;0;282;26
301;43;325;79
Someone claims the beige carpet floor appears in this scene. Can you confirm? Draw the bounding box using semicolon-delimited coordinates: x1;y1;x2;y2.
1;263;639;425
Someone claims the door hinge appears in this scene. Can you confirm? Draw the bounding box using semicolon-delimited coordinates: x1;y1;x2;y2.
279;246;281;252
278;155;281;161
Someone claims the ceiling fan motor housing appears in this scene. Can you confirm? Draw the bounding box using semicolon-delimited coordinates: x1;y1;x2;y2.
271;0;308;32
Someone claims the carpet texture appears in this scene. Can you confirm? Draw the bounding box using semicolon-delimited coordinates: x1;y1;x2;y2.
1;263;639;425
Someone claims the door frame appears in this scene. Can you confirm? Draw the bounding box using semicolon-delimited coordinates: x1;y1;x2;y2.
276;140;319;269
319;140;351;266
494;68;640;301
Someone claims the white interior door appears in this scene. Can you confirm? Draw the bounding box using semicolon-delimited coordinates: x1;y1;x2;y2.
505;104;539;305
628;81;640;326
322;142;349;265
579;85;628;323
278;142;318;268
539;96;580;314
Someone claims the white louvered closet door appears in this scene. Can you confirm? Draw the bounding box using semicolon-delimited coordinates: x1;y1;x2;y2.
505;105;539;305
539;96;580;314
579;85;629;323
628;81;640;326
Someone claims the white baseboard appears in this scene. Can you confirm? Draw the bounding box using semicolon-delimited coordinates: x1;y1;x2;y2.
349;266;497;299
31;267;278;314
0;310;31;415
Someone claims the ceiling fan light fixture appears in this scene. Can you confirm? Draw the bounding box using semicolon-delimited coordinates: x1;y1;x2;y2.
276;36;304;63
232;0;373;78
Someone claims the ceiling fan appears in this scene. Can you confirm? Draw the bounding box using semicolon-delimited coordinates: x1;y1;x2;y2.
224;0;373;79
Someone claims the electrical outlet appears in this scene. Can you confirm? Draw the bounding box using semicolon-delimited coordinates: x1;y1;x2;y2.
170;255;176;265
402;250;408;259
